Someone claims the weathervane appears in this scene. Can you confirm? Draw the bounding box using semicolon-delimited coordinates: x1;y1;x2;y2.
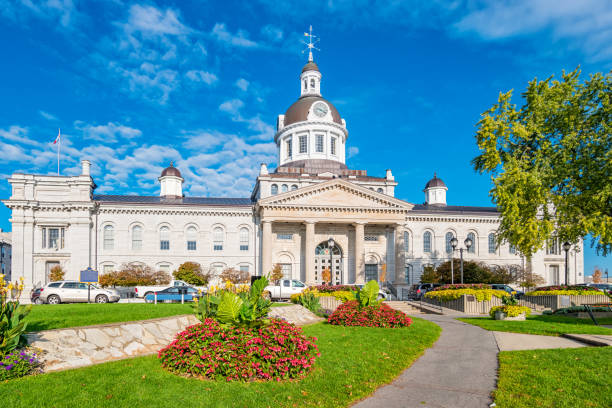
302;25;320;62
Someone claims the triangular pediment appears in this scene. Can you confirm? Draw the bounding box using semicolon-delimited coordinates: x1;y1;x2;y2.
258;179;413;210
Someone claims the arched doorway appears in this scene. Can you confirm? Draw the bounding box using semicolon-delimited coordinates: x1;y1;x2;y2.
314;241;343;285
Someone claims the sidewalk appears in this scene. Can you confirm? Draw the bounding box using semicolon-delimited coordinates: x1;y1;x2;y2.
353;315;498;408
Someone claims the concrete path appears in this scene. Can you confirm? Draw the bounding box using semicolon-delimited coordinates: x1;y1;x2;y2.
353;315;498;408
493;331;586;351
562;333;612;347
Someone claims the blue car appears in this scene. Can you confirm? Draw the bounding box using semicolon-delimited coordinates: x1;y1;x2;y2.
144;286;200;303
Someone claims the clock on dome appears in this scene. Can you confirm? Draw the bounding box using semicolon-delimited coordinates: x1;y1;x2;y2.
313;102;328;117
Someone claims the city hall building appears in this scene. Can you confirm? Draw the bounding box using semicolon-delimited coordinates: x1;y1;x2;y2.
3;56;584;298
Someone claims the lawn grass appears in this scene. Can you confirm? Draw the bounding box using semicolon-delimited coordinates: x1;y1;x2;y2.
458;314;612;336
0;317;440;408
24;303;193;332
495;347;612;408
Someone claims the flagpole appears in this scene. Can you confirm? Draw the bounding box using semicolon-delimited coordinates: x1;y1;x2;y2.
57;128;60;175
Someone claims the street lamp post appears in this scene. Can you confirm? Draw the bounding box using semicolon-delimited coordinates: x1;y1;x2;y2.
328;237;335;286
450;237;458;284
562;241;571;285
451;237;473;284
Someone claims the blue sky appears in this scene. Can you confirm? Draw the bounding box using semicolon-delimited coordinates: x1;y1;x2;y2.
0;0;610;275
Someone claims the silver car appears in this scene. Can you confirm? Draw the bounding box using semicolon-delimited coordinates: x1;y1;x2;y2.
40;281;120;304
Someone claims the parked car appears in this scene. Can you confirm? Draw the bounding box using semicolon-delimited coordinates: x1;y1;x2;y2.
491;284;524;297
407;283;442;300
30;287;44;304
134;280;195;299
144;286;201;303
264;279;308;300
40;281;120;304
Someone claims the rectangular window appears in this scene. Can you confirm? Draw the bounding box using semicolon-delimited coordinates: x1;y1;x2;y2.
315;134;324;153
240;244;249;251
213;244;223;251
365;264;378;282
364;235;378;241
240;265;249;274
299;135;307;153
546;238;559;255
549;265;560;285
187;241;196;251
281;263;292;280
403;231;410;252
158;264;170;273
277;233;293;240
49;228;59;248
331;137;336;155
286;139;292;158
43;227;65;249
160;240;170;250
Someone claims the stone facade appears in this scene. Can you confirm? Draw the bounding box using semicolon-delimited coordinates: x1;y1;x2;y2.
26;314;199;372
0;228;10;280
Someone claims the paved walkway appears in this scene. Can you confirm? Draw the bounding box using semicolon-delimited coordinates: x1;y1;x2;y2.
493;331;586;351
353;315;499;408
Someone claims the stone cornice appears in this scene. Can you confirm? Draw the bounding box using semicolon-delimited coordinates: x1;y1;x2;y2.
260;203;409;214
97;206;253;217
405;215;500;224
2;200;96;211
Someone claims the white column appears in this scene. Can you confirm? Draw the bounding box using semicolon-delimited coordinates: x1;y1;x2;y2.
261;221;272;276
305;221;315;285
395;225;404;283
354;222;365;284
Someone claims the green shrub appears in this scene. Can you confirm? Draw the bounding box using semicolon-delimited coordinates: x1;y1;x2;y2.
489;305;531;318
356;281;382;307
425;288;509;302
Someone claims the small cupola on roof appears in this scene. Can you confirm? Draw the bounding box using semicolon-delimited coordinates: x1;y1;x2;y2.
159;162;184;198
424;173;447;205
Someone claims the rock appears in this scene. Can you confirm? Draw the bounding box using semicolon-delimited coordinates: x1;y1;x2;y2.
108;347;125;358
124;341;146;356
91;350;110;361
121;324;143;339
83;328;111;348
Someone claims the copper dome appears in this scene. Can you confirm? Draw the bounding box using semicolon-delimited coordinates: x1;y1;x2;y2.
302;61;319;73
424;173;446;190
284;96;343;127
161;162;182;178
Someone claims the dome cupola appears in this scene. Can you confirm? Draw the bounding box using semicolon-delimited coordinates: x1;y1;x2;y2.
159;162;184;197
274;26;348;171
424;173;447;205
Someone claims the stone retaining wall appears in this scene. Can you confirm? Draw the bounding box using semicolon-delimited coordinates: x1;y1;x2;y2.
26;314;199;372
318;296;343;312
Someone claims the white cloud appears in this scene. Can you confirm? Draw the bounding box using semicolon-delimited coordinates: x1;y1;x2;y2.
261;25;283;42
74;121;142;143
235;78;249;91
219;99;245;115
39;110;58;121
211;23;258;48
0;125;42;146
348;146;359;158
454;0;612;62
2;0;80;28
185;70;218;85
108;61;179;104
124;4;191;37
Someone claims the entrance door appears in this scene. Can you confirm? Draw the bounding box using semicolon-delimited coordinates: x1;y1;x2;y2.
365;264;378;283
314;242;343;285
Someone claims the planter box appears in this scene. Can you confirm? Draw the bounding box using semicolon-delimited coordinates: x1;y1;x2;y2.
494;311;526;321
318;296;343;312
521;294;610;311
422;295;504;315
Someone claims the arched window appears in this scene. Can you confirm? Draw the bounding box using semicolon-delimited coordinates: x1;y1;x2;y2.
291;184;298;190
467;232;476;253
445;232;454;254
310;78;315;89
159;226;170;250
303;79;307;90
132;225;143;250
423;231;432;253
271;184;278;195
186;226;197;251
103;225;114;250
403;231;410;252
239;227;249;251
488;233;496;254
281;184;288;193
377;188;383;193
213;227;224;251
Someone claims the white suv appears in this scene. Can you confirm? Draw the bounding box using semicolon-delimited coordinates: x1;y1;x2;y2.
40;281;121;304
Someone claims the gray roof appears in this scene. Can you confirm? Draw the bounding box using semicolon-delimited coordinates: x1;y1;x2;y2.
93;195;252;207
411;204;499;215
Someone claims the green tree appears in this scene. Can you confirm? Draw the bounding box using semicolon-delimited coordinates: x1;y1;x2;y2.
173;262;211;286
420;265;438;283
434;261;493;284
472;68;611;256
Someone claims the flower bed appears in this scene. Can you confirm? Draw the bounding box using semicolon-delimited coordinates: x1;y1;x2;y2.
158;318;319;382
328;301;412;328
425;288;509;302
0;350;40;381
311;284;360;293
526;285;603;296
489;305;531;318
290;288;356;304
